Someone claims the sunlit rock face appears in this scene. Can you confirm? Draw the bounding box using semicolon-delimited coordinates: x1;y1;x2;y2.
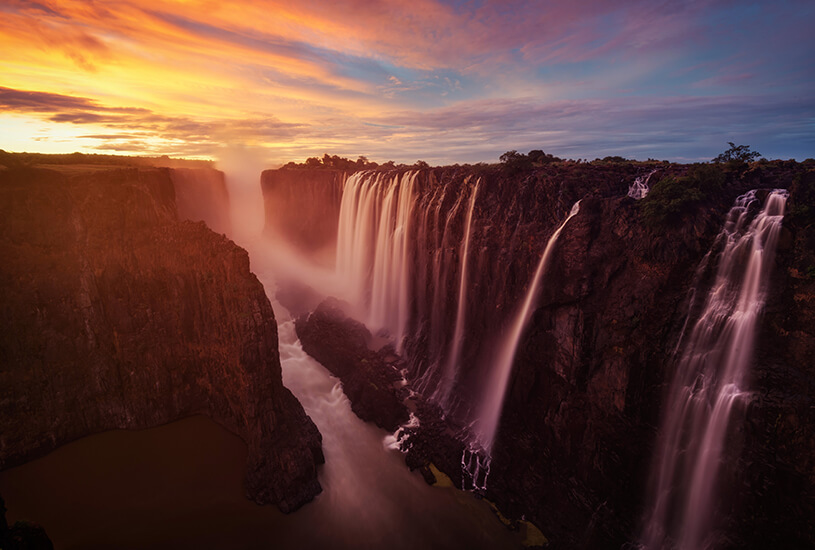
0;166;323;513
171;167;232;235
263;160;815;548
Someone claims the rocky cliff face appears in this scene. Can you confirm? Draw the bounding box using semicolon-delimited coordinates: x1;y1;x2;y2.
261;168;345;254
171;167;232;235
0;165;323;513
740;167;815;549
484;192;721;548
263;160;814;547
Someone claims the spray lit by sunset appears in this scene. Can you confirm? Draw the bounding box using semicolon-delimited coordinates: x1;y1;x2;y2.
1;0;814;163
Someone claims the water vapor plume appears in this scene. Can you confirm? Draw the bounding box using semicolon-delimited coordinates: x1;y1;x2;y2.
217;145;268;241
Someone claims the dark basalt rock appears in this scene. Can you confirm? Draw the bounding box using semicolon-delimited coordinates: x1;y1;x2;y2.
0;494;53;550
0;166;323;513
295;298;410;432
738;167;815;549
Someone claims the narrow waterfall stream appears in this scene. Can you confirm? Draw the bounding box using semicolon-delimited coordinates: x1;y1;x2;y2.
436;177;480;407
641;189;788;550
627;169;659;200
473;201;581;455
459;202;581;489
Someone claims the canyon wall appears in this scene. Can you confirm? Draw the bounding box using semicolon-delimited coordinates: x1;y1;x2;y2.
261;168;345;254
0;165;323;513
740;169;815;548
263;160;814;547
171;167;232;235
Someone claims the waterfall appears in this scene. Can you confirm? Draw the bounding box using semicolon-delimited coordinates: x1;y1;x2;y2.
334;172;580;471
336;171;418;352
640;189;788;550
434;177;480;407
472;201;581;454
336;169;481;410
628;169;659;200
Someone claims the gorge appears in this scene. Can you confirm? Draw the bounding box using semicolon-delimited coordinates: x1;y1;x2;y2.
1;154;813;549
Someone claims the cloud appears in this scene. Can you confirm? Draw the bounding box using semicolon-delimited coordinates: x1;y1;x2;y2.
0;0;813;162
0;86;306;155
0;87;102;112
366;93;815;162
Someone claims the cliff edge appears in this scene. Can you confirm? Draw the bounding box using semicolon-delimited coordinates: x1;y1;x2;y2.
0;166;323;512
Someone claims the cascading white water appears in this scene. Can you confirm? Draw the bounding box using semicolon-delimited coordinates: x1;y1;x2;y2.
336;171;418;352
335;170;479;409
334;173;580;480
434;177;480;407
628;169;659;200
424;181;467;395
472;201;581;455
640;189;788;550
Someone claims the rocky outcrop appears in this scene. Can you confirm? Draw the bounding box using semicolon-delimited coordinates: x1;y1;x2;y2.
0;494;53;550
261;168;345;253
295;298;410;432
0;166;323;513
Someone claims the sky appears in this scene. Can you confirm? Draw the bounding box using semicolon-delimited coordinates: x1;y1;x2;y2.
0;0;813;165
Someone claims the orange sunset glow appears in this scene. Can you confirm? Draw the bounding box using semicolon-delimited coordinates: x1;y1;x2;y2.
1;0;813;163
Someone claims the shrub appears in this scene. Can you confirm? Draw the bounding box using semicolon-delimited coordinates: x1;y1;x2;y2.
640;164;724;227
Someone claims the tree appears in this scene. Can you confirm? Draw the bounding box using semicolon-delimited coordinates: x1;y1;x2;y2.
528;149;560;164
499;150;532;174
713;142;761;164
499;150;524;163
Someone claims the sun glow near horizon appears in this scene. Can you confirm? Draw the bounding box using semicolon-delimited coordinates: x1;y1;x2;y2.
1;0;813;164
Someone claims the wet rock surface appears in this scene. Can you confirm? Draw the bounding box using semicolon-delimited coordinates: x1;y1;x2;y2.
741;167;815;549
295;298;410;432
0;166;323;513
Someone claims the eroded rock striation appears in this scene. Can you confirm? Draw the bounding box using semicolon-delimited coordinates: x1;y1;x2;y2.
0;165;323;513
